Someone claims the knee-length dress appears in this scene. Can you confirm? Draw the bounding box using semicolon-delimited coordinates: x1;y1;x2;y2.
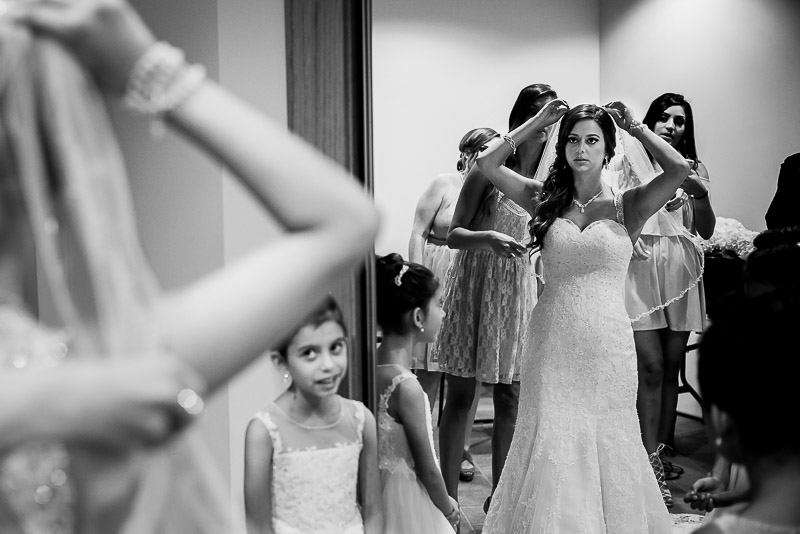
431;189;536;384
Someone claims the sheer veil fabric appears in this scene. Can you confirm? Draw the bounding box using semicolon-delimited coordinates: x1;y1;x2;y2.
533;118;704;322
1;23;244;533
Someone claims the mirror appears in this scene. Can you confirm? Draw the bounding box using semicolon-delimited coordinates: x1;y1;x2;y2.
368;0;800;522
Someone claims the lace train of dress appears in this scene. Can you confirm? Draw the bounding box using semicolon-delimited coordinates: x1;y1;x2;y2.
377;365;453;534
483;198;673;533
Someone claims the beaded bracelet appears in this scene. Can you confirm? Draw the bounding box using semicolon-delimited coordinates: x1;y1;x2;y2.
501;134;516;155
627;119;646;135
123;41;207;116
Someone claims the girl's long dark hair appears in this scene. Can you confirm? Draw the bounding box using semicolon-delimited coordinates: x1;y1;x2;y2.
642;92;699;162
529;104;616;251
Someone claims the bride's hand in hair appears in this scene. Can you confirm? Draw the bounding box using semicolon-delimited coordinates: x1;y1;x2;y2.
6;0;156;95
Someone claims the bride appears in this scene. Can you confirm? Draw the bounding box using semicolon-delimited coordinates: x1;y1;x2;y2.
476;99;689;532
0;1;378;532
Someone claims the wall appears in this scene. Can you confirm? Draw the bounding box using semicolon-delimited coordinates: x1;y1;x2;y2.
599;0;800;234
115;0;288;514
599;0;800;417
374;0;800;420
372;0;601;256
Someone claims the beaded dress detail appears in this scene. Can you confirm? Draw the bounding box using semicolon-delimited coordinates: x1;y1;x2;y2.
0;305;72;534
254;398;366;534
483;194;673;533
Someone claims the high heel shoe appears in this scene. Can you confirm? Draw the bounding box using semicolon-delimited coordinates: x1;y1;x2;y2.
657;443;684;480
459;450;475;482
648;449;674;508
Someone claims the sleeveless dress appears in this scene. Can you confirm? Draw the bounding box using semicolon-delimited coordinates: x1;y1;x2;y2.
431;189;537;384
609;158;707;330
483;194;673;533
376;365;453;533
252;398;366;534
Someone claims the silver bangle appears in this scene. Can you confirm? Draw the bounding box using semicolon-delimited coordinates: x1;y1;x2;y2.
501;134;516;155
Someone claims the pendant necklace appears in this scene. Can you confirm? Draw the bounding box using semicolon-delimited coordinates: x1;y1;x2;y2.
572;188;604;214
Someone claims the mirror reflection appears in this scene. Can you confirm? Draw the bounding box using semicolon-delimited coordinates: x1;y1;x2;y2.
372;0;800;532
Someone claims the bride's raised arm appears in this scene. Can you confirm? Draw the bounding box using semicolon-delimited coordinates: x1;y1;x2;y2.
605;101;690;235
477;98;568;216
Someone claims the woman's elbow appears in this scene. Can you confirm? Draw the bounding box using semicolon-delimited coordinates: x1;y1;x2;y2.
445;229;460;249
697;221;716;240
475;155;494;176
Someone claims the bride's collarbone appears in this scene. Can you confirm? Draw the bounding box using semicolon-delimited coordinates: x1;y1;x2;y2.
560;200;618;231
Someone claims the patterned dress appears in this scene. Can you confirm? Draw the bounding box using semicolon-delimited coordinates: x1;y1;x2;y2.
483;194;672;533
252;398;366;534
431;189;536;384
377;365;453;533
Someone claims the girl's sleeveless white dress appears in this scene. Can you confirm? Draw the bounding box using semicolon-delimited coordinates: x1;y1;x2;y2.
377;365;453;533
253;398;366;534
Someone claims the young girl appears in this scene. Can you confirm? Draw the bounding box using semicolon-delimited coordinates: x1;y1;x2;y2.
243;296;383;534
375;253;459;533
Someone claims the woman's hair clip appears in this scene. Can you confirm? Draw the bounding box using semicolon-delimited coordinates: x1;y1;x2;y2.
394;264;410;286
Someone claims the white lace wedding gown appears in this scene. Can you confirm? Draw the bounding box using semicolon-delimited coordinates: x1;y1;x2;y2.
483;194;673;533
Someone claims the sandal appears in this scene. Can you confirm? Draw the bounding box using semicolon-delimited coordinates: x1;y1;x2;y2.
657;443;684;480
459;450;475;482
649;449;674;508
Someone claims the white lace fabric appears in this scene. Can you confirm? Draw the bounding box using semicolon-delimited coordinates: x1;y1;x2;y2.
432;189;536;384
376;365;437;478
376;365;453;534
254;399;366;534
483;195;672;533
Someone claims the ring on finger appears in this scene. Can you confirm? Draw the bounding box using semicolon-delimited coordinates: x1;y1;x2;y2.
178;388;205;416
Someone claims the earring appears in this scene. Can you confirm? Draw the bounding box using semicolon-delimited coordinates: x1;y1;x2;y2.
603;155;609;167
714;436;722;448
282;372;290;383
419;326;425;333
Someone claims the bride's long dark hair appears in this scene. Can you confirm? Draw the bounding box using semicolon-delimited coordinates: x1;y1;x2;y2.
529;104;617;251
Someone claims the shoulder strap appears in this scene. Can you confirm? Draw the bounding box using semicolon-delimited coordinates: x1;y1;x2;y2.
253;411;282;453
379;368;415;412
349;399;367;442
